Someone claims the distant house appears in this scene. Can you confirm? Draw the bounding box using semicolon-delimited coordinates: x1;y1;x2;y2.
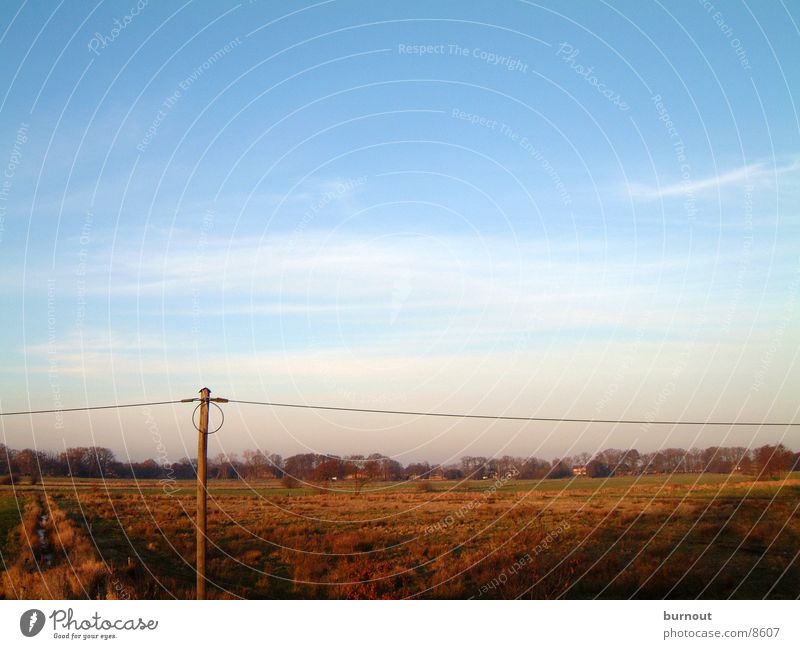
572;465;587;477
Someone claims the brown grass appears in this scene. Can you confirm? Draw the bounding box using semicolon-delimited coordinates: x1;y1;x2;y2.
0;494;132;599
2;477;799;599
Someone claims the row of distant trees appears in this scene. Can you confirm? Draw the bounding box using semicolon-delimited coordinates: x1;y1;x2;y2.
1;442;797;483
565;445;799;479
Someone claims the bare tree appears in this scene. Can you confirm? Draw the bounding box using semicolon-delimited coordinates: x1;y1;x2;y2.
752;444;793;479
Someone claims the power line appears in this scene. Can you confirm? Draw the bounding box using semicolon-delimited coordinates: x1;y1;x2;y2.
0;396;796;427
225;399;799;427
0;400;184;417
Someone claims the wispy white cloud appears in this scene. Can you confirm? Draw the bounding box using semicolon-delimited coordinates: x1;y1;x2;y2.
626;160;798;201
17;227;794;379
88;231;719;341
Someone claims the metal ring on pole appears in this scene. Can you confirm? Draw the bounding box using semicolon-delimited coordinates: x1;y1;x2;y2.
192;400;225;434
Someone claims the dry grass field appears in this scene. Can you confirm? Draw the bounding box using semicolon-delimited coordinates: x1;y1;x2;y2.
1;473;798;599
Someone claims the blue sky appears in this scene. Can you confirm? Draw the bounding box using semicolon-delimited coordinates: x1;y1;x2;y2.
0;0;798;463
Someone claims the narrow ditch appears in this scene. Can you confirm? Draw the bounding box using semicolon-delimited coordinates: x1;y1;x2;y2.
35;511;54;567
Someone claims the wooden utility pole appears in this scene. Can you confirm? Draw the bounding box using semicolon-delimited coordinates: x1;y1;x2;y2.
196;387;210;600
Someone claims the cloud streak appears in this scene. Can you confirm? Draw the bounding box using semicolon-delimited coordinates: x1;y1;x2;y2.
626;160;798;201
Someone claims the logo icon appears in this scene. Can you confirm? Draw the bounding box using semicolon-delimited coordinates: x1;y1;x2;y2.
20;609;45;637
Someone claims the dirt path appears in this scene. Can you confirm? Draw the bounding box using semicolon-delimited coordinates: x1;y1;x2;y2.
0;494;130;599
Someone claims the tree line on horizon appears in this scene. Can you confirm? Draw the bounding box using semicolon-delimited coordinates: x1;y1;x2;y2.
1;441;797;484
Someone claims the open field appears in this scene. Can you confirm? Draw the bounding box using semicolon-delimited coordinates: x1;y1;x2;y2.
1;473;798;599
